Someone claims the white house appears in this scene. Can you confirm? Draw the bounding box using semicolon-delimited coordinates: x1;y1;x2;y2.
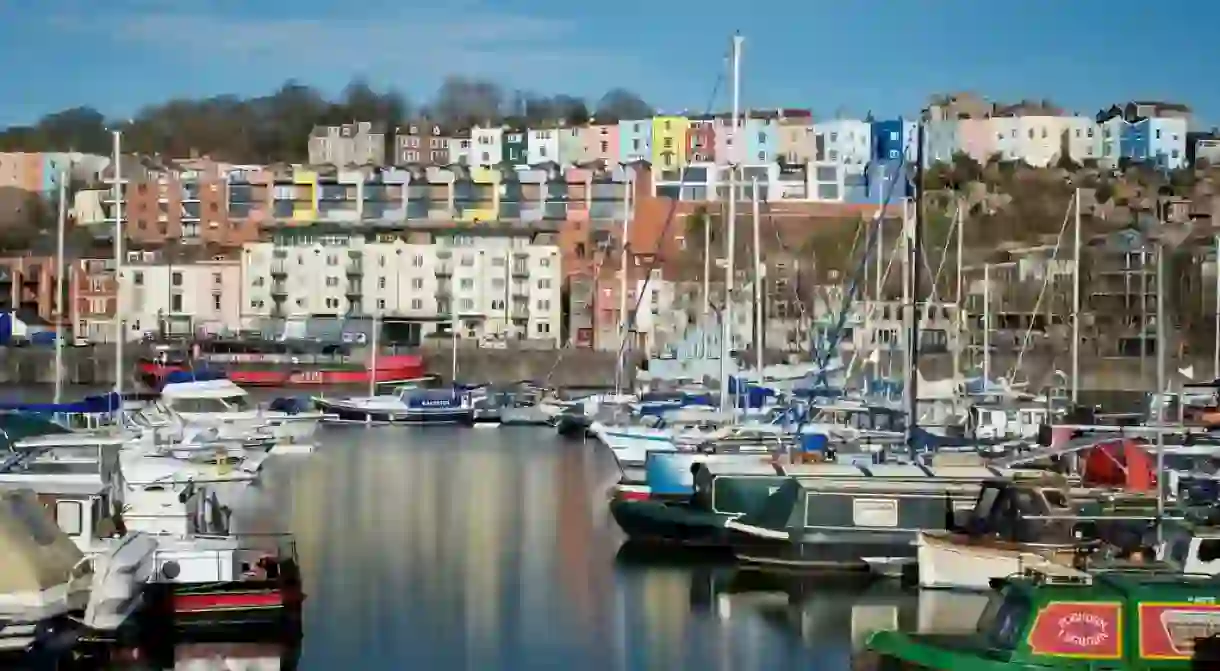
118;258;242;340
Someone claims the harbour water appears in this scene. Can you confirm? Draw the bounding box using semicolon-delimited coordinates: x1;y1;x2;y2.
4;387;991;669
108;424;988;670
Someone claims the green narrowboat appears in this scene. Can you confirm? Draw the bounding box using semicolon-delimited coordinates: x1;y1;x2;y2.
862;568;1220;669
609;460;785;547
724;464;1055;572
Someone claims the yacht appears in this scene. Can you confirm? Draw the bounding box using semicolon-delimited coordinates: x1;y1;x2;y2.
145;372;321;443
590;407;735;482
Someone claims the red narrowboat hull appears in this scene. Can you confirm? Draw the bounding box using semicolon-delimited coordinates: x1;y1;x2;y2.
139;354;425;387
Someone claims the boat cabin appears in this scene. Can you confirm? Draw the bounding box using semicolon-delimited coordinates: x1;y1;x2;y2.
966;402;1056;440
954;478;1078;544
808;402;906;434
0;433;127;554
866;568;1220;669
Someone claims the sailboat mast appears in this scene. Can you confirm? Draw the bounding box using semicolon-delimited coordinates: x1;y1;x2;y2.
904;122;925;456
720;33;742;413
614;175;632;395
983;263;992;385
368;309;380;398
111;130;124;419
1213;233;1219;380
1155;241;1166;543
1071;187;1082;405
751;176;763;384
54;171;67;405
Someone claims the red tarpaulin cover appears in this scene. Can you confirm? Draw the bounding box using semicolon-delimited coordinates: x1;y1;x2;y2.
1081;438;1156;492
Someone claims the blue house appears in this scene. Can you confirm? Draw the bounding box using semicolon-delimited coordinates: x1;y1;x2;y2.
870;119;918;163
618;119;652;163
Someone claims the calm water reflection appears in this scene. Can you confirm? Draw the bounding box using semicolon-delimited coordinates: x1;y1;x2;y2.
95;422;990;669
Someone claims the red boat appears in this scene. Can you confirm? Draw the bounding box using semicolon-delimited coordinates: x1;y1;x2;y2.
138;339;425;387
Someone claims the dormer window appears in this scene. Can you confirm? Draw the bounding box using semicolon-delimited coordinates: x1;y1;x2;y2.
409;126;418;135
433;126;440;135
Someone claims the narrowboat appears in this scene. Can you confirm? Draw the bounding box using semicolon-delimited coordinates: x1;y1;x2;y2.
863;568;1220;669
916;478;1167;591
723;464;1038;572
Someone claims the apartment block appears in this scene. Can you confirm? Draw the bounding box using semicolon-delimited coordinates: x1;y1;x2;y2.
812;120;871;169
686;117;715;164
619;119;652;163
651;116;688;170
68;258;117;342
308;122;387;166
241;233;563;345
71;159;263;247
776;110;815;164
118;256;243;339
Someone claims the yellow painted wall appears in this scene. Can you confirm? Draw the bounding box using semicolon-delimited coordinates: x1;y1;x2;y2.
650;116;689;170
292;169;317;221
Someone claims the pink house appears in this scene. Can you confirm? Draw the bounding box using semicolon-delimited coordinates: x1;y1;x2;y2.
579;124;620;165
958;120;997;164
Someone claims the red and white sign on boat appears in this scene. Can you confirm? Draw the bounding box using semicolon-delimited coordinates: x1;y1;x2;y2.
1026;601;1122;659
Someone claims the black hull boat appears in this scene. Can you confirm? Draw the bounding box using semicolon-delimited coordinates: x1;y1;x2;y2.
312;397;475;425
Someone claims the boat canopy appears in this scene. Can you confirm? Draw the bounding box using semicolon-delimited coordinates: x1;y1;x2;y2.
161;370;227;385
0;490;86;608
0;393;121;415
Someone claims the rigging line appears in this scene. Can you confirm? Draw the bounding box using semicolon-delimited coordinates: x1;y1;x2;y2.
610;61;727;374
1005;196;1074;384
543;65;726;386
811;161;909;386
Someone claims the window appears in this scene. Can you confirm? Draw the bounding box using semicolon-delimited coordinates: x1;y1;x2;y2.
1156;129;1162;139
326;277;339;287
537;299;551;310
55;500;83;536
377;299;386;310
600;141;608;152
171;272;183;286
460;298;474;310
758;151;766;162
460;255;474;267
133;272;144;286
412;255;424;267
829;132;838;142
663;137;674;149
538;279;551;289
378;277;386;289
633;139;641;151
1041;128;1047;138
412;278;423;289
536;322;550;334
170;294;182;312
411;299;422;310
1075;129;1081;138
1027;129;1034;139
539;257;550;268
459;278;474;290
212;294;221;311
757;132;765;143
491;257;504;266
1087;128;1094;138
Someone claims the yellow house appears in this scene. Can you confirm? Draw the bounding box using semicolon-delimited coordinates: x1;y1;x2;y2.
291;168;317;222
651;116;689;170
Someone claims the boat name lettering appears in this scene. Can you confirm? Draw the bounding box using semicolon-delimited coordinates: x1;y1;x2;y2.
1139;604;1220;658
851;499;898;528
1057;612;1109;648
1027;602;1121;658
418;399;453;407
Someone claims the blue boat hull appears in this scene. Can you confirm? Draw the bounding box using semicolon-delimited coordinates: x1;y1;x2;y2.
315;400;474;425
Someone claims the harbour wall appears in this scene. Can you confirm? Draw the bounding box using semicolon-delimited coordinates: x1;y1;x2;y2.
0;345;1206;392
0;345;625;388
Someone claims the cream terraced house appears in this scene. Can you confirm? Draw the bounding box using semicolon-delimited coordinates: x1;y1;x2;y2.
241;233;563;345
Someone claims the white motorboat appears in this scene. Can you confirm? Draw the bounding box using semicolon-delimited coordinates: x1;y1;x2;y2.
148;374;320;443
590;408;734;481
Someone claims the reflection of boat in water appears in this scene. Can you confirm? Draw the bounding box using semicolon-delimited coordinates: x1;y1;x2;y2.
688;568;990;652
115;638;301;670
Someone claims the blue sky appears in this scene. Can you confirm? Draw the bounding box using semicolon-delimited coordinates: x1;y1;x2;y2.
2;0;1217;128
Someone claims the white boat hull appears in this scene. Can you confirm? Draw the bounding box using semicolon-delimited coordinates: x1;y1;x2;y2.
916;532;1079;590
589;422;676;469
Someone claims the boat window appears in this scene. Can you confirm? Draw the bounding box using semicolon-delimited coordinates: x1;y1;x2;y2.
1199;539;1220;563
10;495;62;546
1042;489;1068;509
1170;538;1192;565
220;394;253;412
974;486;1001;520
976;592;1030;650
54;501;83;536
167;397;233;413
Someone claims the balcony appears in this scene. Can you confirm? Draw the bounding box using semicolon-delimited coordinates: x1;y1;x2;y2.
434;263;453;277
271;282;288;297
271;262;287;277
511;264;530;278
436;282;453;298
510;303;529;320
345;283;362;297
346;262;363;276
